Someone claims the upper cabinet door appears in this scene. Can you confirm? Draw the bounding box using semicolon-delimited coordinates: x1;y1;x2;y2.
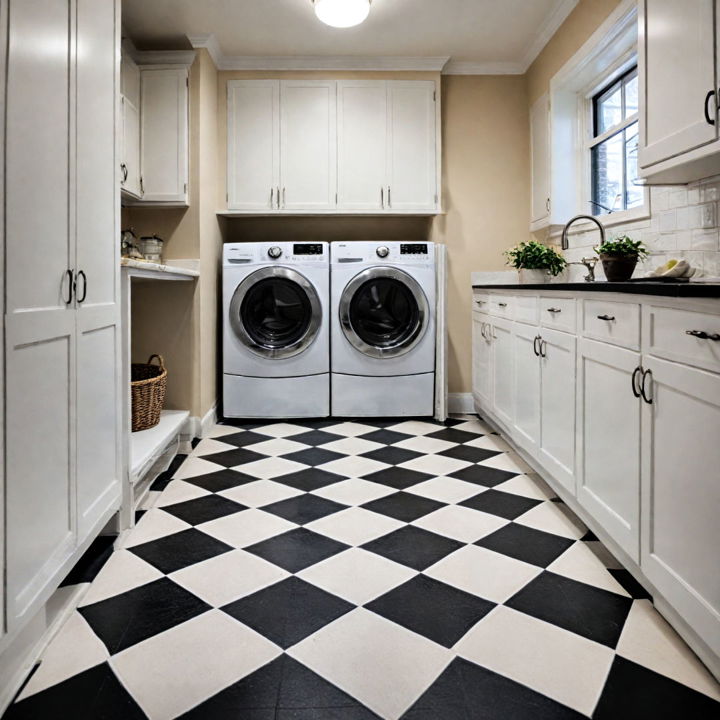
386;81;438;213
140;67;189;203
280;80;337;211
337;80;387;211
639;0;716;168
121;96;142;198
227;80;280;211
530;93;550;228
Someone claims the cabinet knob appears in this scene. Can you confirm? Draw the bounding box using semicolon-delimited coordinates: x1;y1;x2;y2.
498;302;507;307
597;314;615;322
546;307;562;313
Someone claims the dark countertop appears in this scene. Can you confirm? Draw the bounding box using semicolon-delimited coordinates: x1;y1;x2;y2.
471;281;720;298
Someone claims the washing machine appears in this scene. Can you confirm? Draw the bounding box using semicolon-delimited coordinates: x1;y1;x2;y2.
330;241;436;417
223;242;329;418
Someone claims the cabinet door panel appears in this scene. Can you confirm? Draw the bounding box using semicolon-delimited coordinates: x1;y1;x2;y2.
577;339;641;561
472;313;492;409
387;81;437;212
140;67;188;202
641;357;720;656
337;80;387;211
530;93;550;226
280;80;337;211
640;0;716;168
121;97;141;198
540;328;576;493
491;318;514;428
513;323;541;453
76;0;122;541
228;80;279;211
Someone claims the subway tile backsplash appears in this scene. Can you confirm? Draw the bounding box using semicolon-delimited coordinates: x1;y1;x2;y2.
559;177;720;281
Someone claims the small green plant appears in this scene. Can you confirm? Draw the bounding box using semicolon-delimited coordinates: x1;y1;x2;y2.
504;240;567;277
595;235;649;260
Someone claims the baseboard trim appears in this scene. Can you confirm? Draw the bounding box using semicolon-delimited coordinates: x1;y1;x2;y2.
200;403;218;438
448;393;474;414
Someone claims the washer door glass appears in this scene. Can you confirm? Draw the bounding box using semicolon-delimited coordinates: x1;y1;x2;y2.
230;267;322;359
340;268;429;359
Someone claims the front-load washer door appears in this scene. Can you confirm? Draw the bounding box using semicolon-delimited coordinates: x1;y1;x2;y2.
230;267;322;359
339;267;430;359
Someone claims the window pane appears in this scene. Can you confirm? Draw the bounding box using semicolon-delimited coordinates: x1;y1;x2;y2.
592;131;624;214
597;84;622;134
624;73;638;118
625;121;642;209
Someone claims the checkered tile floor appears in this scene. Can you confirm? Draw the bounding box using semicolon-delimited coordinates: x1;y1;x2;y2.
5;416;720;719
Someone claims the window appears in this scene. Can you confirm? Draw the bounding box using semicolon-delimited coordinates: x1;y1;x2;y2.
590;66;641;216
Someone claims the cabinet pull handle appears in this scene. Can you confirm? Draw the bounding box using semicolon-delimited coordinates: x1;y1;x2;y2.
270;187;274;208
546;197;551;212
533;336;540;356
139;175;144;196
597;314;615;321
75;270;87;304
704;89;716;126
276;187;280;209
641;369;653;405
475;299;485;305
282;187;286;208
120;163;128;184
547;307;562;313
686;329;720;341
381;187;384;209
481;322;487;340
498;302;508;307
64;269;74;304
631;366;643;398
539;339;547;358
387;186;392;208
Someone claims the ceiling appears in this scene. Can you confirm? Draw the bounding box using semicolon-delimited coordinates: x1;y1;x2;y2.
121;0;579;74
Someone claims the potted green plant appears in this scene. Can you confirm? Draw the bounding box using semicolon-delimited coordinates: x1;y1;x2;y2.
595;235;649;282
504;240;567;284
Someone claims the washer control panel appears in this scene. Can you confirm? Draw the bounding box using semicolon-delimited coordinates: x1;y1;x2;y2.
224;242;328;265
294;244;324;256
400;244;429;255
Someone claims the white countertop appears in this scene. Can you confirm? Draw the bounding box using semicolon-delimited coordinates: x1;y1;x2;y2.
121;257;200;280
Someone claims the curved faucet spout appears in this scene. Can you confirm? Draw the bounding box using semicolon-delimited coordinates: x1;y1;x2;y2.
561;214;606;250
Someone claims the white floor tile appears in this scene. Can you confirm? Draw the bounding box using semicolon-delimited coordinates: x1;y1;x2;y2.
243;438;307;457
584;540;624;570
172;457;225;481
385;420;444;436
398;454;471;477
288;608;451;720
322;421;378;437
547;541;630;596
199;507;298;547
305;506;404;545
112;610;281;720
191;438;236;457
206;425;243;439
616;600;720;701
450;418;494;435
253;422;309;438
493;473;556;501
318;436;383;456
405;476;483;504
465;434;511;452
122;508;192;548
514;501;587;540
17;613;109;700
311;478;397;506
425;545;541;602
79;550;163;606
478;451;533;474
298;548;416;605
170;550;290;607
455;605;614;716
234;456;308;480
317;455;390;478
218;480;304;508
394;436;456;454
412;505;508;543
155;480;211;508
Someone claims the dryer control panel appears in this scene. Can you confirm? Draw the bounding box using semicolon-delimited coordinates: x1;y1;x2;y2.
331;241;435;266
224;242;328;266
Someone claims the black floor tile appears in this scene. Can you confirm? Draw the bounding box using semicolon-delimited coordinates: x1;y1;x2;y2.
359;429;413;446
3;663;147;720
449;465;519;487
128;528;234;574
162;495;247;525
150;453;189;491
182;468;258;493
475;523;574;567
608;569;652;600
367;575;495;647
222;577;353;649
79;578;211;653
201;448;267;468
362;467;433;490
593;656;720;719
438;445;500;463
283;447;345;467
245;528;349;573
362;526;463;571
273;468;346;492
218;430;275;448
60;534;115;587
361;446;422;466
460;489;542;520
290;430;345;447
262;494;348;525
506;571;633;648
425;428;481;445
401;657;585;720
362;492;444;523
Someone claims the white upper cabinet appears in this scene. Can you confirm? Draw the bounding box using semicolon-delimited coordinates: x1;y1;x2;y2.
227;80;280;211
530;93;550;230
386;81;438;213
120;54;141;198
280;80;337;211
337;80;388;211
639;0;720;182
140;67;189;204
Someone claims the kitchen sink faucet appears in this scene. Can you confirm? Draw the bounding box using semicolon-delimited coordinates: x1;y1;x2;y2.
560;214;606;282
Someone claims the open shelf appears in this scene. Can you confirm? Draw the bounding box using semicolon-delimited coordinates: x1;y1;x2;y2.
130;409;190;483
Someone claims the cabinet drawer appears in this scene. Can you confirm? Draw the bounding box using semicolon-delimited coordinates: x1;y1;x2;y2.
540;296;576;333
472;292;489;314
488;294;514;319
645;304;720;373
583;299;640;349
515;294;539;325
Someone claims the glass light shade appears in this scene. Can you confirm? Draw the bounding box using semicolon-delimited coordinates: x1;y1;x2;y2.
314;0;371;28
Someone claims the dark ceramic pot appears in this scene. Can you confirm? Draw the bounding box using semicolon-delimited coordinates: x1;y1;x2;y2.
599;253;638;282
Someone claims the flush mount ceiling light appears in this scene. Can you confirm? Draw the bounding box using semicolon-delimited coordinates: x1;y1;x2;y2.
313;0;371;28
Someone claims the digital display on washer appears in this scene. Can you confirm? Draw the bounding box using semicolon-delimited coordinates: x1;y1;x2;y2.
294;244;324;255
400;244;428;255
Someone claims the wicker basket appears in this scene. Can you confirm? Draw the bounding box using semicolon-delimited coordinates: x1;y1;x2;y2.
131;354;167;432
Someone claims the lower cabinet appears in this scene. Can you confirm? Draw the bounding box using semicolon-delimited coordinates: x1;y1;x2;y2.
576;338;642;562
491;316;514;427
471;312;492;408
513;322;541;452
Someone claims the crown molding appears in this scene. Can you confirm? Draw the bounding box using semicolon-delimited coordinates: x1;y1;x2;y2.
442;60;524;76
217;54;450;72
519;0;579;72
188;33;223;67
132;50;196;66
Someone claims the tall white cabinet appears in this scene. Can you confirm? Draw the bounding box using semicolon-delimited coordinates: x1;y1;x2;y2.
3;0;121;635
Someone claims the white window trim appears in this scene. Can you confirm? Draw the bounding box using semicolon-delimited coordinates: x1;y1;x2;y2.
547;0;649;239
